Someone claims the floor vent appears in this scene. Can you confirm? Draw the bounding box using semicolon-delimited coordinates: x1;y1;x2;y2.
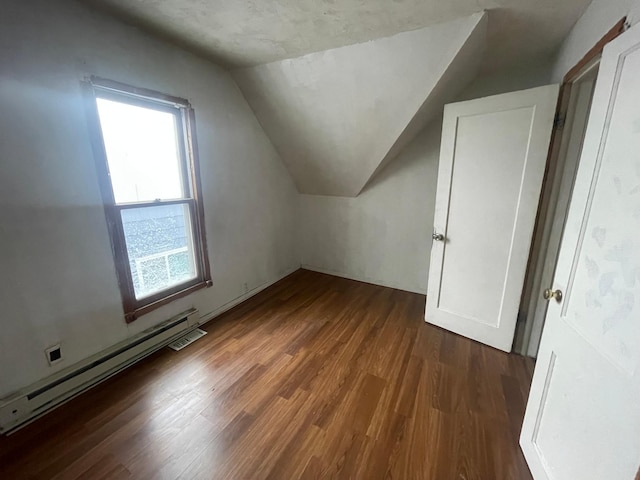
168;328;208;351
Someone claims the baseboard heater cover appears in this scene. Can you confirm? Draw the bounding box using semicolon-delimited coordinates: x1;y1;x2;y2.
0;309;199;434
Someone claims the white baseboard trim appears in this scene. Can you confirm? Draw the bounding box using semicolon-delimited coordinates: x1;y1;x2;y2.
300;264;426;295
198;265;301;325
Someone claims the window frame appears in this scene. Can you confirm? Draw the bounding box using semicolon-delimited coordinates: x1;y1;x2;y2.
83;77;211;323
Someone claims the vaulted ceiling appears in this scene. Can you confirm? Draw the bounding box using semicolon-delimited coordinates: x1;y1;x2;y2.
82;0;591;196
233;14;487;196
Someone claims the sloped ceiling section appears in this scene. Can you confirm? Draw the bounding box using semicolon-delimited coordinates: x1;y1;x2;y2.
362;14;487;193
233;13;487;197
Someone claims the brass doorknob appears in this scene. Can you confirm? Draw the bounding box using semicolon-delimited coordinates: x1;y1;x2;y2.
432;232;445;241
543;288;563;302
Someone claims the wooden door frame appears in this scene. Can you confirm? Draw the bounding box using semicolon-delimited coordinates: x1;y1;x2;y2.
515;18;627;356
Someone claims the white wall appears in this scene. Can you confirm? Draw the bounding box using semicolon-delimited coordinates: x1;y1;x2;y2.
0;0;298;398
297;60;554;295
458;60;554;101
552;0;640;81
298;123;442;293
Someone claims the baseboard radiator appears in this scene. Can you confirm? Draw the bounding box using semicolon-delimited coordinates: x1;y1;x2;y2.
0;309;199;434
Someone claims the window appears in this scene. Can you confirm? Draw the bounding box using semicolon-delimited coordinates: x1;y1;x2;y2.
85;77;211;322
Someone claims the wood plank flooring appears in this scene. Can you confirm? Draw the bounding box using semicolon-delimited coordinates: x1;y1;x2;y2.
0;269;535;479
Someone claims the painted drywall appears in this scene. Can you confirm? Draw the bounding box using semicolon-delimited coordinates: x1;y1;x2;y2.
552;0;640;82
362;15;487;191
233;14;486;197
297;61;555;295
298;122;442;294
0;0;298;398
457;60;554;101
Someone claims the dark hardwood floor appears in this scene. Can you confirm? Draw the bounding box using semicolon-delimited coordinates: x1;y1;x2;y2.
0;269;535;479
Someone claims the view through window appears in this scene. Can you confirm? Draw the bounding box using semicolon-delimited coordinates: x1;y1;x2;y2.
89;79;210;321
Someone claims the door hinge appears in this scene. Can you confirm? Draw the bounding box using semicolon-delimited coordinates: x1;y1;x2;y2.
553;113;566;131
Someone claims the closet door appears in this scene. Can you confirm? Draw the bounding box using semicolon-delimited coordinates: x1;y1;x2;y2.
521;23;640;479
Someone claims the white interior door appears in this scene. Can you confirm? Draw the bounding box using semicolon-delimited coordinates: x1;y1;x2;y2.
426;85;559;352
523;64;600;358
520;23;640;480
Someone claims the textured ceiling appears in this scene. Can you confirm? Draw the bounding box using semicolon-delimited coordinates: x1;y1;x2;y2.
82;0;591;69
233;14;487;197
79;0;591;198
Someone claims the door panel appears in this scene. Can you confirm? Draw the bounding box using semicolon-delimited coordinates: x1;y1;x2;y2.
521;23;640;480
561;43;640;374
426;85;559;352
528;341;637;480
440;107;534;325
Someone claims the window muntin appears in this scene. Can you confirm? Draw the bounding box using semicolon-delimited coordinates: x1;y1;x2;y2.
87;78;210;321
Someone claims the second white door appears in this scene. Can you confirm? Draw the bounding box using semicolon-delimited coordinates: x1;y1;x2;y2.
426;85;558;352
521;22;640;480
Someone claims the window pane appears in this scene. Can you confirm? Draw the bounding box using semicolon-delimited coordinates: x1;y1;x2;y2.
96;98;186;203
121;204;198;299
